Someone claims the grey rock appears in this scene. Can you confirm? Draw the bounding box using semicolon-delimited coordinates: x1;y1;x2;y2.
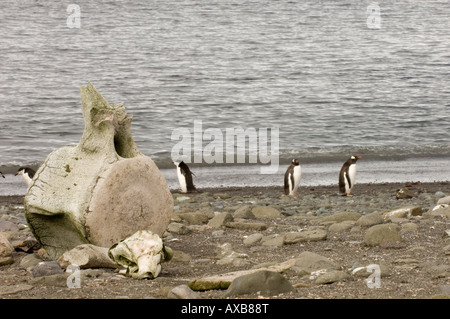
211;201;224;210
294;251;338;273
168;284;201;299
0;256;13;266
315;270;349;285
428;206;450;218
224;270;295;297
19;253;43;270
243;233;263;246
32;261;64;278
396;188;415;199
179;212;209;225
0;233;13;258
400;223;419;234
30;273;70;287
328;221;355;232
189;259;296;291
167;222;191;235
283;229;327;244
0;220;19;232
261;234;285;247
233;206;255;219
251;206;282;219
208;212;233;228
213;193;231;200
356;212;384;227
393;258;419;264
364;224;401;246
437;195;450;205
226;221;268;231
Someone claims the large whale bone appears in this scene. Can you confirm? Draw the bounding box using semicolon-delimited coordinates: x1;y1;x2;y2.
24;83;173;259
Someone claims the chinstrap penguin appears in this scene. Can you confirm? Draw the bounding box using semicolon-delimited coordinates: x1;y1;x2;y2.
284;159;302;197
339;155;362;196
0;171;4;179
174;161;196;193
15;167;36;186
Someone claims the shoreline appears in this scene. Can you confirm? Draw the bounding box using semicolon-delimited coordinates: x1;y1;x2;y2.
2;180;449;205
1;156;449;196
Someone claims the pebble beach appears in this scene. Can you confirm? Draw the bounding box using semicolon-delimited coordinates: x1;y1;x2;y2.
1;181;449;299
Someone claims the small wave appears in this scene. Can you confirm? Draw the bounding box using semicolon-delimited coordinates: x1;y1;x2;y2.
2;144;448;172
149;144;450;168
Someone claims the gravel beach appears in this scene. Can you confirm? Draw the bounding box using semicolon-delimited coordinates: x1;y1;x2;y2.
0;181;449;299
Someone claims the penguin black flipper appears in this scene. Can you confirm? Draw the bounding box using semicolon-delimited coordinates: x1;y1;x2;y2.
284;164;294;195
338;167;347;195
345;166;352;190
338;159;351;195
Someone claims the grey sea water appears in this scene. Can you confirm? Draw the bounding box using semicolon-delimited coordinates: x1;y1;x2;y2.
0;0;449;195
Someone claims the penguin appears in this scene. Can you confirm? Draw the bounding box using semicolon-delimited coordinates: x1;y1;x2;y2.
0;171;4;178
284;159;301;197
174;161;196;193
15;167;36;186
339;155;362;196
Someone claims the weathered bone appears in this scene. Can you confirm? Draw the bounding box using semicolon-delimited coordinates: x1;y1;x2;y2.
24;83;173;259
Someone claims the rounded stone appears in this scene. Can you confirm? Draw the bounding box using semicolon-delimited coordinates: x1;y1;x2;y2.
364;224;401;246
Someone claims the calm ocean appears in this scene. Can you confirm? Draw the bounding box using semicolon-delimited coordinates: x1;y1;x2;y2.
0;0;449;195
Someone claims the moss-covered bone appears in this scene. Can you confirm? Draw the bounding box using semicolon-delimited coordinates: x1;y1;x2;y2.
24;83;173;259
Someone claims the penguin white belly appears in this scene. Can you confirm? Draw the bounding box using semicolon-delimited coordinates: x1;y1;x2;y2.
346;164;357;193
23;174;33;186
290;165;302;195
176;166;187;193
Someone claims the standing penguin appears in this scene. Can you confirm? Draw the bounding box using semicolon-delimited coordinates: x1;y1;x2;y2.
339;155;362;196
284;159;302;197
15;167;36;186
174;161;196;193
